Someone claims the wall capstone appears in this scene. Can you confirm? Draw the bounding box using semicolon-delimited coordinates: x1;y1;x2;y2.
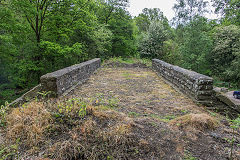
152;59;213;105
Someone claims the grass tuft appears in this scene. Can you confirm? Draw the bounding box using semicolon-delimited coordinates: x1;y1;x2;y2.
169;113;219;131
6;102;51;149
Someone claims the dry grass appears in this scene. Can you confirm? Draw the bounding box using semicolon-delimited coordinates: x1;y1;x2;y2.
46;110;138;160
4;95;138;159
6;102;51;149
169;113;219;131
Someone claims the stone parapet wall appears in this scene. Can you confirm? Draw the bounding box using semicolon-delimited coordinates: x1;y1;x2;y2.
152;59;213;104
9;84;42;107
40;58;101;97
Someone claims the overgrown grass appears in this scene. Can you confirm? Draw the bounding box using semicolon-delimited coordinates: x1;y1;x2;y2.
169;113;219;131
1;95;148;159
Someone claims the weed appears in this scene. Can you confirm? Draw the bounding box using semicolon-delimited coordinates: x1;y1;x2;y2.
227;116;240;160
208;111;217;117
56;98;88;119
122;72;132;79
37;91;53;99
165;115;176;120
0;101;9;127
78;101;87;118
184;150;197;160
128;112;140;117
95;93;105;104
181;109;188;114
150;114;176;122
107;95;119;107
107;155;114;160
150;122;158;127
0;139;19;160
93;93;119;108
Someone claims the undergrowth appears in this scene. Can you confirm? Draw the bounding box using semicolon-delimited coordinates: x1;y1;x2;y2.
0;102;9;127
0;140;19;160
1;95;147;159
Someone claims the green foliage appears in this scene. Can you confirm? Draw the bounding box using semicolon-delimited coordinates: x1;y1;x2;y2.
162;39;179;64
109;9;138;57
56;98;88;119
0;141;19;160
0;0;139;104
213;0;240;25
92;25;113;58
134;8;168;32
135;8;173;61
225;116;240;160
39;41;88;73
93;93;120;108
173;0;209;25
0;102;9;127
177;16;213;75
128;112;140;117
211;25;240;85
107;57;152;66
139;20;170;59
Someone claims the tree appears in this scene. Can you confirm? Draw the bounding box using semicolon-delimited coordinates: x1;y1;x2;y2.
211;25;240;83
11;0;54;43
139;20;169;59
212;0;240;25
108;8;137;57
135;8;168;32
0;0;138;105
173;0;209;25
177;16;213;75
97;0;129;24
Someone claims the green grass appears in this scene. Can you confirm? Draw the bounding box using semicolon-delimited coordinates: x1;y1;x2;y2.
122;72;134;79
107;57;152;67
128;112;141;117
184;150;198;160
149;114;176;122
0;140;19;160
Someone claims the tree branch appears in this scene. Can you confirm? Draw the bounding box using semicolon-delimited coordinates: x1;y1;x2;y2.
25;15;37;34
39;0;50;36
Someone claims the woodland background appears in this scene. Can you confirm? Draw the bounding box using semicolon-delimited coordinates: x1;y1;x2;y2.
0;0;240;104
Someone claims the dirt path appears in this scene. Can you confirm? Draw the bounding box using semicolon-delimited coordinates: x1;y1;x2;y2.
63;64;240;160
72;66;204;120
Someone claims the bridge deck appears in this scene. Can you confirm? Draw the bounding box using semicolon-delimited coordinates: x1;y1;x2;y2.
59;65;238;159
69;67;203;118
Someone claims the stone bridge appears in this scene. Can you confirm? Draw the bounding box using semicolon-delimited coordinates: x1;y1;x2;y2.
7;58;240;159
10;58;239;117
